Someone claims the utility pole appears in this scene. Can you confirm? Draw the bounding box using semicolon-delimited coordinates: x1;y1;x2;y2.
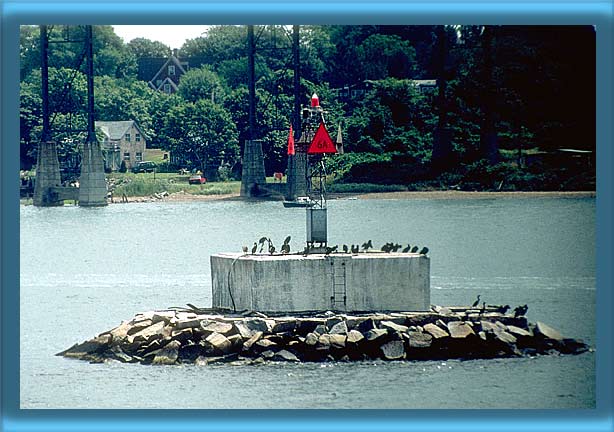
78;25;108;206
240;25;267;197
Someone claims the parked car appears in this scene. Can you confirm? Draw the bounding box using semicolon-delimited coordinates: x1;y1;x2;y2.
189;174;207;184
131;161;157;173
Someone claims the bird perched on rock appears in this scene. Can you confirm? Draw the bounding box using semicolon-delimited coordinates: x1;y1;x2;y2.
242;245;248;253
419;247;429;255
268;244;276;255
251;242;258;254
362;240;373;251
472;294;481;308
514;304;528;318
343;245;349;253
381;243;392;253
411;246;419;253
330;245;338;253
402;244;411;253
351;244;359;254
497;305;510;314
391;243;402;252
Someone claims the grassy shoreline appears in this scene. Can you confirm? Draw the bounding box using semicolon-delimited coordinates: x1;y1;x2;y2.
19;174;595;206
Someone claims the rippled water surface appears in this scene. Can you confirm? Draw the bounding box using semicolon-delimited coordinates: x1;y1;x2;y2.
20;196;596;408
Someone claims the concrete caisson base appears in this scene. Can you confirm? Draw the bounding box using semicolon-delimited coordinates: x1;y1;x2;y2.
211;252;430;312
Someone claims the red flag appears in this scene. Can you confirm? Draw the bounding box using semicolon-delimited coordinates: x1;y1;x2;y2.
287;124;295;156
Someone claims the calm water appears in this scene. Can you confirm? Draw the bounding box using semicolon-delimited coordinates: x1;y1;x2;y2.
20;196;596;408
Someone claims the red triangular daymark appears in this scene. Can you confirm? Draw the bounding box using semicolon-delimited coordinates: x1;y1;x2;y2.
307;122;337;154
287;124;295;156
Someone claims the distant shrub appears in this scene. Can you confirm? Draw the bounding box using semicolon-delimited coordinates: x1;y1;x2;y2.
328;183;407;194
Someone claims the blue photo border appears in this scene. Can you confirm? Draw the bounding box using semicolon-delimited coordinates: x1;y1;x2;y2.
2;1;612;431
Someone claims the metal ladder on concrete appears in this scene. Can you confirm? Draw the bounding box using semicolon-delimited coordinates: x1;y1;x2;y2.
330;259;347;310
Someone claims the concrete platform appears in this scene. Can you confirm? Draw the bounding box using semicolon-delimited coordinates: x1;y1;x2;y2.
211;252;430;312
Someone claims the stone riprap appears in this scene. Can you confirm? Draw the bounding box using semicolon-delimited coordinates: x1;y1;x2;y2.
57;305;590;365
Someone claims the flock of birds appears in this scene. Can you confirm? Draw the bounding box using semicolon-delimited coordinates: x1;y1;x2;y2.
470;294;529;318
243;237;429;256
243;236;292;255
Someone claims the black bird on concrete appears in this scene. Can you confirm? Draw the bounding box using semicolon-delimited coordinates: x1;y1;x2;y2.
381;242;392;253
351;244;360;254
419;247;429;255
411;246;419;253
472;294;481;308
479;301;487;315
362;240;373;251
402;244;411;253
391;243;402;252
242;245;248;253
251;242;258;254
330;245;338;253
343;244;349;253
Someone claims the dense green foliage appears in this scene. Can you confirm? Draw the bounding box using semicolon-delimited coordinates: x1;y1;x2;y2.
20;24;595;190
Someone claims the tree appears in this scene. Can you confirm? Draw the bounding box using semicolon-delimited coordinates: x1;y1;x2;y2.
356;34;417;80
162;99;239;178
177;66;226;104
127;37;171;59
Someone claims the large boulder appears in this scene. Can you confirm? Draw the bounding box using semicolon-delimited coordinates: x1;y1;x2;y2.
152;340;181;365
272;319;297;334
346;329;364;345
380;340;405;360
201;321;234;335
328;334;347;350
423;323;449;339
233;322;255;339
242;331;263;352
244;318;271;333
329;321;349;335
305;332;319;346
57;334;112;358
447;321;475;339
296;318;326;335
406;331;433;349
273;350;300;362
365;328;388;342
506;325;532;337
127;321;165;344
535;321;563;341
380;321;409;334
203;332;232;355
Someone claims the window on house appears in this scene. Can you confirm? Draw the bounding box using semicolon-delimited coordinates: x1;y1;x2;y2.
125;133;131;142
123;152;130;161
135;133;141;142
163;84;171;94
135;152;142;161
168;65;175;75
156;79;162;87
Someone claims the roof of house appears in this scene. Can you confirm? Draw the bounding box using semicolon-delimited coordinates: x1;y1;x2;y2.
137;56;207;82
95;121;145;140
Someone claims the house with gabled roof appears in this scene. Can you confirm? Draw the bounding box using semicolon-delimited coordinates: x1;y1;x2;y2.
138;50;207;94
95;120;147;171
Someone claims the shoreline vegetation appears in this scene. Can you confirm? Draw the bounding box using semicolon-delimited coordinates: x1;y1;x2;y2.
19;171;595;205
20;188;595;206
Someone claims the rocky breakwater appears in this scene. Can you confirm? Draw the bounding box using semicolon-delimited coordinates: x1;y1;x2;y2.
57;305;590;365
